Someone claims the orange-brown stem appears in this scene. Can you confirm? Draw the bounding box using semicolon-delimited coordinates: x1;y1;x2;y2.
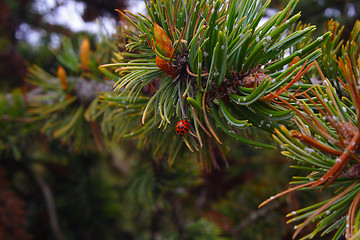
258;182;313;208
290;130;343;156
274;92;337;142
311;132;360;189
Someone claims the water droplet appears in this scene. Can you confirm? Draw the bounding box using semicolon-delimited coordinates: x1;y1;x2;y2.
305;147;315;154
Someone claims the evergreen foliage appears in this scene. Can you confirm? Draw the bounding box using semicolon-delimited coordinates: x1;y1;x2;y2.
261;20;360;239
94;0;329;167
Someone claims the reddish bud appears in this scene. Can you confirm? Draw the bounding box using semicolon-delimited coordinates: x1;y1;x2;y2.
154;22;173;57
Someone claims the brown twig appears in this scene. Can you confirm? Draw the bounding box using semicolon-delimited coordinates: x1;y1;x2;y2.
32;168;65;240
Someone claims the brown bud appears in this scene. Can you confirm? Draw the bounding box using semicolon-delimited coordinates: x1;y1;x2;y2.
156;56;178;75
242;72;270;88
